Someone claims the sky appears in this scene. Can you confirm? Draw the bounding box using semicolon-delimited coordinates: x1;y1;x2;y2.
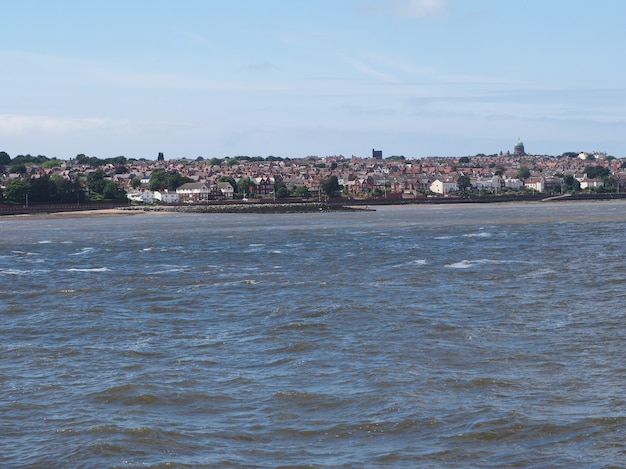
2;0;626;160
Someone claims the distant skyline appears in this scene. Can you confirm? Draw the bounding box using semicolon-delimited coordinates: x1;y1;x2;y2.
2;0;626;159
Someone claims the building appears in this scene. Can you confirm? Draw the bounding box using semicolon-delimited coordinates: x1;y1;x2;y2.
176;182;211;202
217;181;235;199
154;190;179;203
372;149;383;160
524;177;545;192
514;138;525;156
127;189;156;203
430;179;458;195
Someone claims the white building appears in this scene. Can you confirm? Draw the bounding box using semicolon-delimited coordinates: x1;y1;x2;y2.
472;176;502;191
176;182;211;202
577;177;604;190
430;179;458;195
524;177;545;192
127;189;156;203
155;190;179;203
503;178;524;190
217;182;234;199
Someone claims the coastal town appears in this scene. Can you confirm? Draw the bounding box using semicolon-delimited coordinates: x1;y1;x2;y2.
1;139;626;207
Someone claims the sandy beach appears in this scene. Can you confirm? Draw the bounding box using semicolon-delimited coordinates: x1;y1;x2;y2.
0;208;144;219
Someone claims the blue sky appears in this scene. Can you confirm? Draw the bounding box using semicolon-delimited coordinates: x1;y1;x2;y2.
2;0;626;159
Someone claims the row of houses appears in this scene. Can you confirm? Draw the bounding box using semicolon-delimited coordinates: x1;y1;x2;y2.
127;172;608;202
428;174;605;195
127;181;236;204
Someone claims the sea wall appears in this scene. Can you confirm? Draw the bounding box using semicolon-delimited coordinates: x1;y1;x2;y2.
120;202;359;214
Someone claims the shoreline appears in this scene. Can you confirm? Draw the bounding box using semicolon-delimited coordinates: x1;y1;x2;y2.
0;202;363;219
2;196;626;219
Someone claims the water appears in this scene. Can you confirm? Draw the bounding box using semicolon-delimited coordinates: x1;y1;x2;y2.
2;202;626;468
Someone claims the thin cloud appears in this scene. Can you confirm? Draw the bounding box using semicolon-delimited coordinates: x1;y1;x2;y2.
388;0;447;18
338;53;400;83
0;114;129;135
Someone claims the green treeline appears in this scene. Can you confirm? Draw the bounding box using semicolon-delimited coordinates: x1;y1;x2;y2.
0;151;129;205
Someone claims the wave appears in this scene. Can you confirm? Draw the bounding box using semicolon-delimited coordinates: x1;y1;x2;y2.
401;259;428;267
445;259;520;269
152;264;189;273
462;231;493;238
517;268;557;279
69;247;95;256
66;267;111;272
0;268;51;275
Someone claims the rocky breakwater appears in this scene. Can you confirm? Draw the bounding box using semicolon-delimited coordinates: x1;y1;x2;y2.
120;202;364;214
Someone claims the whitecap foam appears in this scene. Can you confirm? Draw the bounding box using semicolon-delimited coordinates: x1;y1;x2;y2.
66;267;111;272
446;260;474;269
445;259;512;269
69;247;95;256
462;232;492;238
518;268;556;279
395;259;428;267
1;268;50;275
153;265;188;273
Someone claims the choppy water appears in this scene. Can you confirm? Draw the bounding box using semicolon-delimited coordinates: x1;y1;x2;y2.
2;202;626;468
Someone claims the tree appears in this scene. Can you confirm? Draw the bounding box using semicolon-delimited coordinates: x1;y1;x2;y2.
29;175;57;203
457;175;472;191
149;168;168;191
563;174;580;192
130;177;141;189
0;151;11;165
320;175;342;197
111;156;127;165
51;174;81;203
237;177;256;196
9;163;27;174
293;185;310;198
87;169;107;194
583;165;610;179
518;166;531;180
4;178;30;204
167;171;192;190
42;158;62;169
149;168;191;191
102;180;125;200
459;156;470;163
273;182;289;198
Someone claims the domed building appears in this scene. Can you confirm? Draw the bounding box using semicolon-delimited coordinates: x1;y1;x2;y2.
513;138;525;156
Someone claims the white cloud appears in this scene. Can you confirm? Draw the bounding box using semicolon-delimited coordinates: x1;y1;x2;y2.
0;114;130;135
388;0;447;18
